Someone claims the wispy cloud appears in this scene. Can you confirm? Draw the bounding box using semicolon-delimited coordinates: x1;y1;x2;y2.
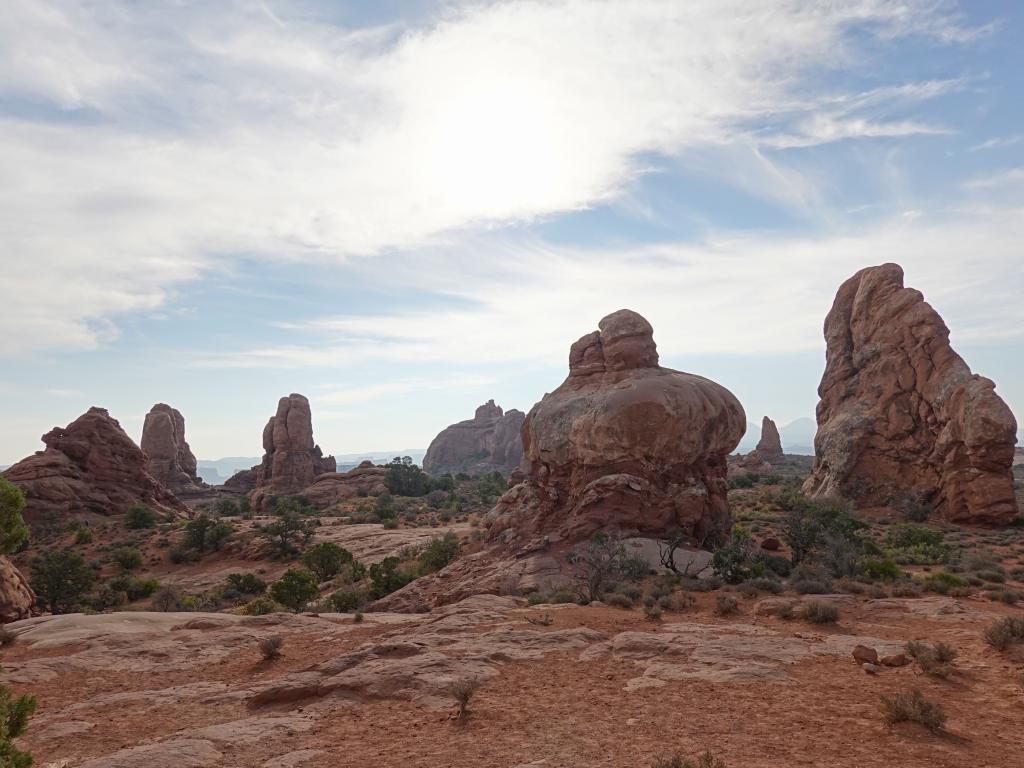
969;134;1024;152
0;0;983;356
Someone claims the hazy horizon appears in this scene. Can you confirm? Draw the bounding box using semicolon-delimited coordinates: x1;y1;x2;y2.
2;1;1022;465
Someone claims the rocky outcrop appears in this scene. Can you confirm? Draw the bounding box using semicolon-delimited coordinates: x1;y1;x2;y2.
303;461;389;509
755;417;784;464
2;407;188;521
251;394;334;509
803;264;1018;525
224;468;258;492
141;404;205;495
422;400;525;476
0;557;34;622
486;309;746;549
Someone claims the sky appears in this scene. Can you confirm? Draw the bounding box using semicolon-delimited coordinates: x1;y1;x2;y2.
1;0;1022;465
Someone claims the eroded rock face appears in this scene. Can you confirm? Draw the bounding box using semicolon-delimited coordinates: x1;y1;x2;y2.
0;557;34;622
489;309;746;549
252;395;335;505
141;404;205;495
422;400;526;476
755;417;784;464
803;264;1018;524
2;408;189;521
302;461;389;509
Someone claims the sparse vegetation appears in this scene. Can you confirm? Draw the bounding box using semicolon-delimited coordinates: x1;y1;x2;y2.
983;616;1024;652
448;677;481;720
715;595;739;616
124;505;157;529
880;688;946;732
566;531;629;603
269;569;319;612
29;549;97;613
0;478;30;555
259;635;283;661
906;640;957;677
0;683;37;768
801;600;839;624
260;497;316;557
112;546;143;572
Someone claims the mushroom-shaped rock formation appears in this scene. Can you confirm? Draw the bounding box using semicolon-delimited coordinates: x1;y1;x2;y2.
251;394;335;508
803;263;1018;525
422;400;526;476
488;309;746;548
2;407;189;521
141;404;205;495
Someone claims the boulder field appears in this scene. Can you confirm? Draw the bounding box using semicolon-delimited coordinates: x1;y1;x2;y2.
803;263;1018;525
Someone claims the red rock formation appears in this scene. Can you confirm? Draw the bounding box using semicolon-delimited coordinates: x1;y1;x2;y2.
2;407;188;521
803;264;1018;525
251;394;334;508
0;556;34;622
755;417;784;464
303;461;389;509
141;404;205;495
373;310;746;611
422;400;525;476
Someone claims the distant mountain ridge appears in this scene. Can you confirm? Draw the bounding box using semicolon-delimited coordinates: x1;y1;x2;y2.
195;450;427;484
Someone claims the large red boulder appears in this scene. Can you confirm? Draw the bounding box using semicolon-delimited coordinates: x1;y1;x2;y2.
488;308;746;548
803;264;1018;525
141;403;205;495
0;557;34;622
2;407;188;521
422;400;525;476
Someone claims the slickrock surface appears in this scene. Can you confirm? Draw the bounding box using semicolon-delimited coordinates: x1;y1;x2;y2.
422;400;526;476
141;404;205;495
5;594;1021;768
2;407;188;521
804;264;1018;524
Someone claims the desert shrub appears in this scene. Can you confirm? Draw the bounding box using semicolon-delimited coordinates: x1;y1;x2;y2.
906;640;957;677
526;592;545;606
737;578;782;597
606;592;634;609
111;546;143;572
715;595;739;616
863;557;902;581
652;751;727;768
269;569;319;612
789;563;832;595
614;583;643;602
989;588;1020;605
983;616;1024;651
976;569;1006;584
384;456;431;497
0;479;29;556
301;542;356;582
30;549;96;613
644;604;663;621
880;689;946;732
448;677;481;720
891;581;923;598
368;557;416;599
184;514;233;553
780;495;862;566
124;505;157;530
241;596;284;616
711;525;755;584
260;499;317;557
919;572;965;595
226;572;266;595
325;588;366;612
109;575;159;601
883;524;952;564
755;554;792;578
620;550;650;581
0;683;37;768
418;532;460;573
566;531;629;602
152;586;184;611
0;628;14;647
801;600;839;624
73;525;93;545
259;636;283;661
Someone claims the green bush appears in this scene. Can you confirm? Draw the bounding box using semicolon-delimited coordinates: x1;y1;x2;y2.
124;505;157;529
325;588;366;612
0;683;37;768
863;557;901;581
112;546;143;572
0;478;30;555
241;596;284;615
606;592;634;609
368;557;415;599
109;575;160;601
152;586;184;611
260;499;316;557
184;514;233;553
269;569;320;612
73;525;93;545
711;525;754;584
30;549;96;613
879;689;946;732
418;532;460;573
384;457;432;497
885;524;944;550
919;571;964;595
301;542;357;582
226;572;266;595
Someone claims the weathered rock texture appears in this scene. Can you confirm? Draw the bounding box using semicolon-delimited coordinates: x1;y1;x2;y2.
422;400;526;476
0;557;34;622
803;263;1018;525
303;461;389;509
252;395;335;505
490;309;745;548
754;417;784;464
141;404;205;495
2;408;188;521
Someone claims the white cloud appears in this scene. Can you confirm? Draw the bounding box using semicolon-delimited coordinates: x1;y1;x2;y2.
969;134;1024;152
207;203;1024;369
0;0;981;356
